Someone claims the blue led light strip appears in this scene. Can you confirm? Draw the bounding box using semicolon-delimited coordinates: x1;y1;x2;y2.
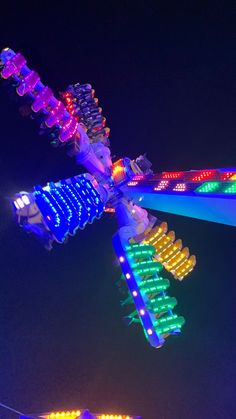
34;185;69;243
113;235;185;348
112;234;165;348
32;174;105;244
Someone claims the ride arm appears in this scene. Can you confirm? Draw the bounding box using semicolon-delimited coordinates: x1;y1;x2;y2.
0;47;112;178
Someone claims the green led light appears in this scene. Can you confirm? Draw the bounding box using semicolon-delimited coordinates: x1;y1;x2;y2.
126;243;153;250
127;249;155;259
126;244;156;257
223;183;236;194
156;313;178;324
195;181;220;193
150;296;177;313
133;260;163;273
140;276;165;286
154;315;185;333
157;318;185;334
140;278;170;293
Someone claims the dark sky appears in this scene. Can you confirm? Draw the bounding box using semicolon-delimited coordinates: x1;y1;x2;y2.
0;2;236;419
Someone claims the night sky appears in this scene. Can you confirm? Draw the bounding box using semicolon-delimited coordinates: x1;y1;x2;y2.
0;2;236;419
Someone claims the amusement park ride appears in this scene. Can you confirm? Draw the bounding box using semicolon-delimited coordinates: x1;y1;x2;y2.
19;409;140;419
1;47;236;352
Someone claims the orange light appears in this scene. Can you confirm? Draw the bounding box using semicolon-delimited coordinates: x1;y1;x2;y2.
105;207;115;213
112;160;126;183
46;410;81;419
113;165;124;176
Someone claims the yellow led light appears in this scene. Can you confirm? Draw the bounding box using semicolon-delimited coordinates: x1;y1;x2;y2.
47;411;81;419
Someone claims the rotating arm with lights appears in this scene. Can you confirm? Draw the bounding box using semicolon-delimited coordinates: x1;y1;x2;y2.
122;168;236;227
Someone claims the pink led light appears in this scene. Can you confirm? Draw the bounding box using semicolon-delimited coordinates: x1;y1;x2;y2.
154;180;169;191
1;53;26;79
45;101;66;128
16;70;40;96
31;86;53;112
127;181;138;186
119;256;125;263
173;182;187;192
59;117;78;142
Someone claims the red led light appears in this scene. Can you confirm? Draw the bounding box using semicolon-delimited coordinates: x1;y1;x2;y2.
190;170;216;182
162;172;183;179
220;171;236;180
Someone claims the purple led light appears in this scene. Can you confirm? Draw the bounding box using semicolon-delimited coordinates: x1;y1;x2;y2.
1;53;26;79
59;116;78;142
45;101;66;128
31;86;53;112
16;70;40;96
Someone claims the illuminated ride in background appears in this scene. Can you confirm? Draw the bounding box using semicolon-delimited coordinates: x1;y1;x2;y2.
20;408;140;419
1;47;236;350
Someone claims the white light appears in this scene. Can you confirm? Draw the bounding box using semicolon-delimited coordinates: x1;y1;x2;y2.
132;291;138;297
43;185;50;191
119;256;125;263
138;196;143;202
147;328;153;335
140;309;145;316
22;195;30;205
16;198;24;209
126;273;131;279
